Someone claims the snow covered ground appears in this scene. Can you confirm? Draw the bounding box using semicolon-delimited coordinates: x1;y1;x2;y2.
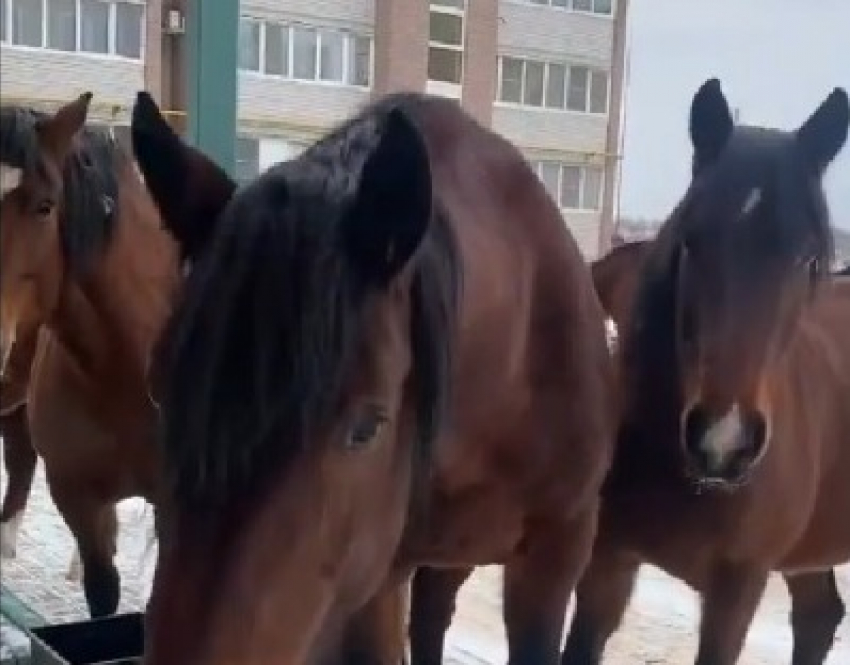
1;463;848;664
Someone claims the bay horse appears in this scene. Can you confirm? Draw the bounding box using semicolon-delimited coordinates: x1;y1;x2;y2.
562;79;850;665
0;328;39;558
590;239;651;333
132;90;615;665
0;95;178;616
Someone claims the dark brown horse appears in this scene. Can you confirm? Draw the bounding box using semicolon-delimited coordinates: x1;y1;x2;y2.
562;79;850;665
590;239;651;332
0;328;39;558
132;90;615;664
592;238;850;345
0;95;178;616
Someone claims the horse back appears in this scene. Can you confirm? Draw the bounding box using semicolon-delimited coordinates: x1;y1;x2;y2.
405;97;615;515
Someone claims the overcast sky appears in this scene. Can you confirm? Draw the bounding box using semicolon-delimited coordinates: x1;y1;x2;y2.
619;0;850;229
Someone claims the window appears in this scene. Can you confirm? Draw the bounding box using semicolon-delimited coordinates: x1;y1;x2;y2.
428;1;465;89
499;58;523;104
12;0;42;46
319;30;344;82
239;19;260;71
115;1;142;58
292;27;317;79
5;1;144;58
234;137;260;184
81;0;109;53
349;35;371;87
529;160;605;211
238;18;373;88
538;162;560;201
48;0;76;51
560;165;582;208
498;56;608;115
583;165;603;209
522;0;613;15
567;66;588;112
258;138;306;172
545;62;566;109
265;23;288;76
589;70;609;114
523;60;544;107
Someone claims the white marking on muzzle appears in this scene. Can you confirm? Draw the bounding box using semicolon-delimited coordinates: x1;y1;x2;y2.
699;403;744;471
0;512;25;559
1;164;23;199
741;188;762;217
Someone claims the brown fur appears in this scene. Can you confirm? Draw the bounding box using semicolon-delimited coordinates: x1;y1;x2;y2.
133;91;616;664
0;94;178;616
563;81;850;665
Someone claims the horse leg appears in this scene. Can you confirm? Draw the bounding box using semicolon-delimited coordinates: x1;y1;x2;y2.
0;406;37;558
408;566;474;665
336;575;410;665
503;506;598;665
560;542;641;665
786;569;846;665
693;564;769;665
48;479;120;618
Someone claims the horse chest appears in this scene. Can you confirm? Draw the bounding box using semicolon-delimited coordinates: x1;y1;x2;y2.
404;483;526;567
606;486;792;581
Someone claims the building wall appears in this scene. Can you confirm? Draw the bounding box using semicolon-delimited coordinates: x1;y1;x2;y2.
235;3;375;129
373;0;428;95
0;49;144;121
244;0;374;27
461;0;498;126
494;1;619;258
0;0;625;258
0;0;149;124
499;1;613;64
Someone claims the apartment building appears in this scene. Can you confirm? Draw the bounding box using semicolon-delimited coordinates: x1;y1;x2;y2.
0;0;628;258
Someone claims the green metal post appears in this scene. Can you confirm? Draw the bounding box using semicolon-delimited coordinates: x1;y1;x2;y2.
185;0;239;176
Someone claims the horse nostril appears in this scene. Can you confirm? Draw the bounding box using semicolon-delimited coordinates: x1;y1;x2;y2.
742;410;768;458
682;404;710;455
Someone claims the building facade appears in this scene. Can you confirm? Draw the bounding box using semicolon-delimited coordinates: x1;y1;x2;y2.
0;0;628;258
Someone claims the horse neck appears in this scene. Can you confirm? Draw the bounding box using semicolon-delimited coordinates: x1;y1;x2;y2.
49;170;178;388
614;268;687;475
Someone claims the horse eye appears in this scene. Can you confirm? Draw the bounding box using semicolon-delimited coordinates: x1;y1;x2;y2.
346;410;387;450
35;200;54;217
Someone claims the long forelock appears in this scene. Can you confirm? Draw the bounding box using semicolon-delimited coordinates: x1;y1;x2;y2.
0;104;126;272
159;105;461;509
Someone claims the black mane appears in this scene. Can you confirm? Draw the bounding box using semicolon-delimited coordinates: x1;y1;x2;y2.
158;93;461;508
0;104;126;271
625;125;835;410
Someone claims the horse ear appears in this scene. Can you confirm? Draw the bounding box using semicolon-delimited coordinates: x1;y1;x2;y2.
36;92;93;162
131;91;236;260
689;78;734;173
343;107;432;285
795;88;849;175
